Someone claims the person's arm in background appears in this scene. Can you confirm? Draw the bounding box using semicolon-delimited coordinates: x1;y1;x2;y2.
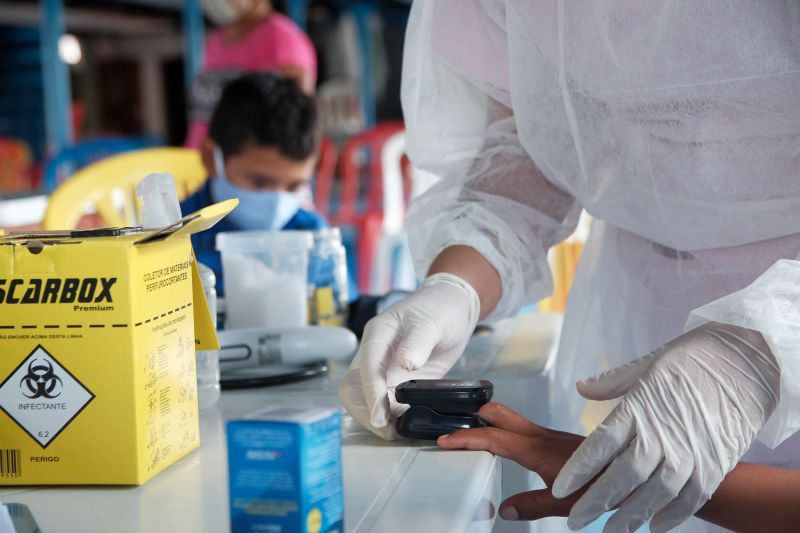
338;0;581;440
273;15;317;93
440;403;800;533
279;64;314;94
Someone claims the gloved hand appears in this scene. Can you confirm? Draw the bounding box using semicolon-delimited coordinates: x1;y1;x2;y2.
552;322;781;533
338;272;481;440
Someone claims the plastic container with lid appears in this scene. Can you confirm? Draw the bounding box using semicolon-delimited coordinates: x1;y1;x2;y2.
216;230;313;329
197;262;220;409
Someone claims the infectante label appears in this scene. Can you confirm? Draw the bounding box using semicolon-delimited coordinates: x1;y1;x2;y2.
0;344;94;448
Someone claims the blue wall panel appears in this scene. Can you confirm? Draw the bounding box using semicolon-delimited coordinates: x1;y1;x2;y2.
0;26;46;160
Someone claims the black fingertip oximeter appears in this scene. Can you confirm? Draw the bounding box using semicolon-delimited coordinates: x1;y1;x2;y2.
395;379;493;440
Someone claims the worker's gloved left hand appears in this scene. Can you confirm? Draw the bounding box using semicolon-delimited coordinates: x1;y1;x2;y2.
552;322;781;533
338;273;481;440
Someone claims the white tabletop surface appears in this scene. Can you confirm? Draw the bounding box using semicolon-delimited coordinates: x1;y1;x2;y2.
0;353;512;533
0;313;566;533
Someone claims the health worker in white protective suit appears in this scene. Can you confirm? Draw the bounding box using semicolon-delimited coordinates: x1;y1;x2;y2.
339;1;800;532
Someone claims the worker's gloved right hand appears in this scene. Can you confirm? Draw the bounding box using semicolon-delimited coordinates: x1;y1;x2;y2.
552;322;780;533
338;273;481;440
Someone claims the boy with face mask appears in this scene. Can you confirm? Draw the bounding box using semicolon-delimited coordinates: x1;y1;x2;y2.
181;73;325;295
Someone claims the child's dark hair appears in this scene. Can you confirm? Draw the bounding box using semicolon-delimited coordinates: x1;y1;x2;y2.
209;73;318;161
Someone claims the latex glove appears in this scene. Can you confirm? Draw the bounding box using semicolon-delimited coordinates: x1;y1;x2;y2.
338;273;480;440
552;322;780;533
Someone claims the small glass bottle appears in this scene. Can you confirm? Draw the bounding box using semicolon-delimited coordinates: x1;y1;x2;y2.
308;228;349;326
196;262;220;409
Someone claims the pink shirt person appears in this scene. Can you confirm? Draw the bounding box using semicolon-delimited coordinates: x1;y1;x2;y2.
186;11;317;148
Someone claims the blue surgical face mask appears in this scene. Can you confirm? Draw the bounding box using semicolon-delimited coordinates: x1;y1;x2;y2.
210;147;301;230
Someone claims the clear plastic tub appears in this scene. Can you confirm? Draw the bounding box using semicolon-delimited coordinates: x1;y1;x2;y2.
216;230;313;329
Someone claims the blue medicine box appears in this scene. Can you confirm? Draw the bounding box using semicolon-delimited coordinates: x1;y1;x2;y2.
227;406;344;533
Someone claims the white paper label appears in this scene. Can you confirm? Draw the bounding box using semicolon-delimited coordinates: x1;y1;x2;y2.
0;345;94;448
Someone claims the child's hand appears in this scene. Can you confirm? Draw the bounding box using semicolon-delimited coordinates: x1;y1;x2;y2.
437;402;586;521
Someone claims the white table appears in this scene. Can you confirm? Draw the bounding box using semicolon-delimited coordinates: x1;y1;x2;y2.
0;313;566;533
0;368;501;533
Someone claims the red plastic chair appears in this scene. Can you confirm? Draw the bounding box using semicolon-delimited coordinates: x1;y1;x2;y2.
332;122;408;292
0;137;33;193
334;122;404;226
312;137;339;219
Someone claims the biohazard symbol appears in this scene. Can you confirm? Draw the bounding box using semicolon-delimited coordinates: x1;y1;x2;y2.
19;358;63;399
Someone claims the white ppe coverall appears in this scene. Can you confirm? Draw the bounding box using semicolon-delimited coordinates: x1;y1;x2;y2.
399;1;800;531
